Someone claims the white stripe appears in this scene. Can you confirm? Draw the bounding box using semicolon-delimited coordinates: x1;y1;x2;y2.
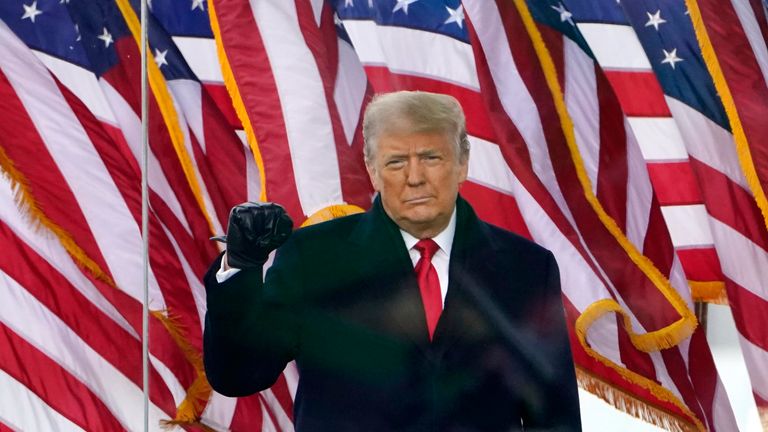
0;273;168;431
100;79;193;236
262;389;295;432
0;370;84;432
201;391;238;431
341;20;480;90
584;312;624;368
244;133;263;202
624;117;654;252
169;79;205;153
710;217;768;303
252;0;343;216
0;26;167;308
660;204;714;247
334;38;368;145
738;335;768;404
564;37;600;195
626;117;689;161
284;361;300;400
159;221;207;328
0;178;136;338
576;23;652;70
731;0;768;89
466;135;516;195
712;377;741;432
463;0;578;233
261;401;279;432
665;97;749;190
32;51;117;126
172;37;224;84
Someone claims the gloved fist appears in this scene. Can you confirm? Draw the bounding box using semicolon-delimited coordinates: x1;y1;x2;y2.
213;202;293;269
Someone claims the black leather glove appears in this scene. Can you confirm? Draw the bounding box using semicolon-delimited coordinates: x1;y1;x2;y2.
212;202;293;269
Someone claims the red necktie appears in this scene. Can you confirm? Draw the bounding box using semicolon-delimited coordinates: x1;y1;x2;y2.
414;239;442;340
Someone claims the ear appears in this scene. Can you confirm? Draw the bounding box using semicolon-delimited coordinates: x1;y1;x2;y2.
458;154;469;184
366;162;381;192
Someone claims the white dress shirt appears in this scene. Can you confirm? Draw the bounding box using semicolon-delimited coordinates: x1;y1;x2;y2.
399;209;456;306
216;207;458;297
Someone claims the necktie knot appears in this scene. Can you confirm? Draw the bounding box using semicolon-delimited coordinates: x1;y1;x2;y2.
414;238;439;260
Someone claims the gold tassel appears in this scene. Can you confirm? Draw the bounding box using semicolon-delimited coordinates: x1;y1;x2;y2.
689;280;728;305
0;145;115;286
577;368;699;432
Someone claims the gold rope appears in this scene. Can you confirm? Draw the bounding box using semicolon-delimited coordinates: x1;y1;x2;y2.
114;0;217;234
512;0;697;352
208;0;268;202
685;0;768;233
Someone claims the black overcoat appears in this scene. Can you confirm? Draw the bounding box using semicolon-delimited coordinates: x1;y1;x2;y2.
203;196;580;431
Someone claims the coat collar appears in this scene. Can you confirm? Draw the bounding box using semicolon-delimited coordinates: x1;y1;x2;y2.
347;195;501;355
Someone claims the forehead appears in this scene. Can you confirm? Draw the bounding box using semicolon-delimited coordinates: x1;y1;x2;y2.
376;131;453;154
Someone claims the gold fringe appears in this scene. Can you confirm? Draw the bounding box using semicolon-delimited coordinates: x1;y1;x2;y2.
113;0;217;235
575;301;706;431
301;204;365;227
513;0;697;351
151;310;213;426
689;280;728;305
208;0;268;202
0;145;115;286
576;367;698;432
685;0;768;232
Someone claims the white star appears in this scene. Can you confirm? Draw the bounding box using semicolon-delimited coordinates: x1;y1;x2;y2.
444;5;464;28
393;0;418;15
344;0;353;7
60;0;70;4
368;0;373;7
645;10;666;31
21;1;43;23
333;12;343;26
74;24;81;41
661;48;683;69
551;3;573;26
154;49;168;68
191;0;205;11
97;27;114;48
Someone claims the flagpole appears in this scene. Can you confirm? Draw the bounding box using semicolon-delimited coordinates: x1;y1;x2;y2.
139;0;151;429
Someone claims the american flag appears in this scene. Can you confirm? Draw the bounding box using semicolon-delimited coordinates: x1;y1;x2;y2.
0;0;765;431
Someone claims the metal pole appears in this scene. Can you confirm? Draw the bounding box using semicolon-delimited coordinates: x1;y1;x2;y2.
139;0;150;429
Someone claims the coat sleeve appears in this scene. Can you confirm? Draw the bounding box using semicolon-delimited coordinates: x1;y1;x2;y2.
522;251;582;431
202;240;303;397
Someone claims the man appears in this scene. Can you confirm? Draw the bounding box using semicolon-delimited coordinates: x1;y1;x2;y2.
203;91;581;431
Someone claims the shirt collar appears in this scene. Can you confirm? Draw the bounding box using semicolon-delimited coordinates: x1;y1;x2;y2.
400;207;457;256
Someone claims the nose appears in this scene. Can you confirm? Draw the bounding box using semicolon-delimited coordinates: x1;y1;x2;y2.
405;158;425;186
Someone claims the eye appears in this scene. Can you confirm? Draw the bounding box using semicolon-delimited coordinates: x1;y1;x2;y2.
422;154;442;164
385;159;405;169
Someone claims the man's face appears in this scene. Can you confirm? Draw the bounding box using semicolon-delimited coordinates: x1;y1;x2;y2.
366;131;468;238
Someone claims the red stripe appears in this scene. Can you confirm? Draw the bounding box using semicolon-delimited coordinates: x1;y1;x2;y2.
690;157;768;251
726;277;768;352
755;391;768;409
213;0;304;220
698;0;768;198
230;395;264;430
641;194;675;277
659;345;709;429
647;162;703;206
296;1;373;215
494;0;683;332
595;63;629;233
603;71;671;117
615;315;657;382
202;82;241;129
0;221;179;416
460;180;531;239
0;324;125;431
687;328;721;431
675;247;724;282
0;420;13;432
0;69;114;286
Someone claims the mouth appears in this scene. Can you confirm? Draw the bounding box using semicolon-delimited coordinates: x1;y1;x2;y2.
403;196;433;205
